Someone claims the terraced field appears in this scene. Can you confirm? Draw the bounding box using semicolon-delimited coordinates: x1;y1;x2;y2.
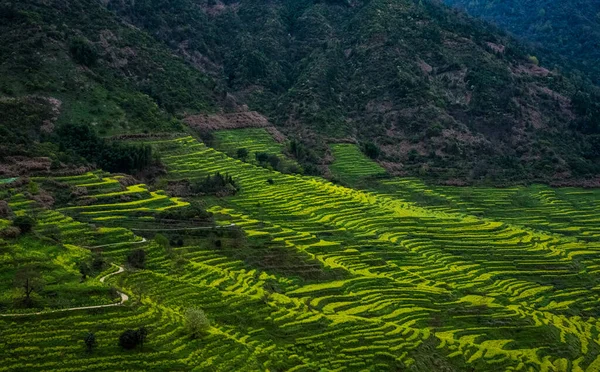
213;128;284;158
212;128;300;172
2;135;600;371
329;144;387;183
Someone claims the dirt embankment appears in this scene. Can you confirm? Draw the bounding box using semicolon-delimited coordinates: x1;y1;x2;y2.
184;111;270;130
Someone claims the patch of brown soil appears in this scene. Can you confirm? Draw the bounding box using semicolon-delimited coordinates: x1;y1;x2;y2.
184;111;270;130
264;127;286;143
110;133;185;140
485;42;505;54
203;0;240;16
0;157;52;176
512;64;550;77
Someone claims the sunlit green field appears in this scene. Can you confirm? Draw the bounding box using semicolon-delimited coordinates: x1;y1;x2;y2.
329;143;387;183
2;135;600;371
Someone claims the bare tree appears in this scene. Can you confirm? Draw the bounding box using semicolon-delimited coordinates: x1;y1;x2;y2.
13;267;44;306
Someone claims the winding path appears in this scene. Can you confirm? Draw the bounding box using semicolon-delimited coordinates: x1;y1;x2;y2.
84;237;147;250
129;223;236;232
0;265;128;317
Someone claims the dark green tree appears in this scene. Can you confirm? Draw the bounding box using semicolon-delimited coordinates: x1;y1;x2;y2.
127;249;146;269
13;215;35;234
84;332;97;353
236;148;249;161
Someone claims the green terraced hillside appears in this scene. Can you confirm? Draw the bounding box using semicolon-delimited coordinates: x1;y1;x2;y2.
212;128;301;173
329;144;388;184
2;135;600;371
213;129;284;159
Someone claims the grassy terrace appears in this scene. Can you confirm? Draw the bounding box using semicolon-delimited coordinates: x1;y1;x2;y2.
212;128;300;171
329;144;387;183
213;128;284;159
1;135;600;371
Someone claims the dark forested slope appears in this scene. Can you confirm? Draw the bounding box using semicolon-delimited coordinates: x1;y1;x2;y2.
105;0;600;184
442;0;600;85
0;0;218;173
2;0;600;184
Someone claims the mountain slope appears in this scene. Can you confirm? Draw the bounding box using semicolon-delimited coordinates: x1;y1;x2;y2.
441;0;600;85
105;0;600;184
0;0;219;170
1;0;599;185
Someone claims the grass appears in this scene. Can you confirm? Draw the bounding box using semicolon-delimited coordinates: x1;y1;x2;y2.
329;143;387;184
212;128;301;172
1;136;600;370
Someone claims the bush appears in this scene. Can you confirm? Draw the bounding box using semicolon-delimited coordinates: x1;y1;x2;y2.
119;330;139;350
127;249;146;269
362;142;381;159
119;327;148;350
155;234;169;249
13;215;35;233
236;148;249;161
0;226;21;239
0;200;12;218
191;173;238;195
184;308;210;338
255;152;280;169
84;332;97;353
69;38;98;67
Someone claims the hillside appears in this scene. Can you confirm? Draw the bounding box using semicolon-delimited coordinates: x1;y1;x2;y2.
103;0;600;185
0;0;598;185
0;0;219;173
3;1;600;370
441;0;600;85
2;135;600;370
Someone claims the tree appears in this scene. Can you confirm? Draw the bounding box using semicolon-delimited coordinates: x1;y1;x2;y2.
184;308;210;338
362;142;381;159
84;332;97;353
136;326;148;349
119;329;139;350
127;249;146;269
236;148;249;161
118;327;148;350
13;215;35;234
13;267;44;306
92;253;105;271
154;234;171;255
69;38;98;67
79;262;91;281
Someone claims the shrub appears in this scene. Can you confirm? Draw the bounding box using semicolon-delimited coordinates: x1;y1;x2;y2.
79;262;91;280
13;215;35;234
119;330;139;350
0;200;11;218
92;254;105;271
127;249;146;269
84;332;97;353
136;326;148;349
191;173;238;195
69;38;98;67
0;226;21;239
184;308;210;338
236;148;249;161
362;142;381;159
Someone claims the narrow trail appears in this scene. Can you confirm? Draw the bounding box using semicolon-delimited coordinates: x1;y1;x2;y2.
129;223;236;231
85;237;147;250
130;223;236;232
0;265;128;318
